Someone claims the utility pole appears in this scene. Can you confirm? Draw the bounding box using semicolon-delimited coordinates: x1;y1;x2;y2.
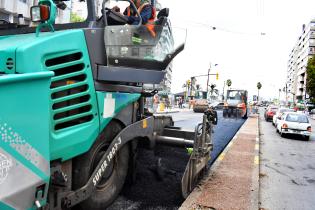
206;63;218;97
206;65;211;95
222;80;226;100
285;84;288;106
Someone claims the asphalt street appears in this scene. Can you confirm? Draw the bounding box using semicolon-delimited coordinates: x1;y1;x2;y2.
259;108;315;210
108;109;245;210
171;110;246;164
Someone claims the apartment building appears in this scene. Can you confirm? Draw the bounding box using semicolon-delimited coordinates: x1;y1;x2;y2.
0;0;70;24
0;0;36;24
287;19;315;102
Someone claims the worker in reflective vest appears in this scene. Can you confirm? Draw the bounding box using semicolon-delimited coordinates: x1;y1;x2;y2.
124;0;156;36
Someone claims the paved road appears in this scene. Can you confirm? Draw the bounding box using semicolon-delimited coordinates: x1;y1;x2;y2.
171;110;245;164
259;108;315;210
108;109;245;210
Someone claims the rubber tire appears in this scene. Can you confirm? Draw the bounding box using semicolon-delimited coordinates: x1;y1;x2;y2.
223;109;227;118
72;121;129;210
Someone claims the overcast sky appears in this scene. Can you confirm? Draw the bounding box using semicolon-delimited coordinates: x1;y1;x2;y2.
158;0;315;100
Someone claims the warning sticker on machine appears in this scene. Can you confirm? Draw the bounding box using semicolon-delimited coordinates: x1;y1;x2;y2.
0;153;12;185
103;93;116;118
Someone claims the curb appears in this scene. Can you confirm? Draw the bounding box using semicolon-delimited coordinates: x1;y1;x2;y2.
180;114;260;210
180;116;249;210
251;115;260;210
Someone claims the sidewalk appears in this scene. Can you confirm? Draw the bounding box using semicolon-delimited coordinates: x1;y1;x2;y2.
180;115;259;210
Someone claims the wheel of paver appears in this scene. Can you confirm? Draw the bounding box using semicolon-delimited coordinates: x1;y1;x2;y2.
72;121;129;210
223;109;227;117
233;109;237;118
228;109;231;117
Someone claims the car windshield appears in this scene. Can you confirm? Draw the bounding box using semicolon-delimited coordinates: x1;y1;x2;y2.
286;114;309;123
227;90;244;100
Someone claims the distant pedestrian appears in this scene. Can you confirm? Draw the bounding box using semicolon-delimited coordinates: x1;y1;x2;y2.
153;94;159;113
165;98;170;110
178;97;183;109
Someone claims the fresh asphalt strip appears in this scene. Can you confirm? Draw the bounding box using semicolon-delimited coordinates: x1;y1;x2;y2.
108;116;246;210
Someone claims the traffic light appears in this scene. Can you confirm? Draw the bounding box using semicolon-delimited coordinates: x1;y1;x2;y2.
216;72;219;80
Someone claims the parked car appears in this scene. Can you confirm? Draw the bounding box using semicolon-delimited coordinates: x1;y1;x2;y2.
276;112;312;140
264;106;278;121
209;101;224;110
272;108;294;127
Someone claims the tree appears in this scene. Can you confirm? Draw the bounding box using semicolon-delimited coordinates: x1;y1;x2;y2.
306;55;315;103
70;12;84;23
209;84;219;100
257;82;262;101
226;79;232;88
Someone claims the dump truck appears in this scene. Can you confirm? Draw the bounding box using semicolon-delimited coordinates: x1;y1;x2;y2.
0;0;218;209
223;89;248;119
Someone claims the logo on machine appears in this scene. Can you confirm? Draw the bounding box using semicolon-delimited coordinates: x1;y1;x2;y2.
0;153;12;184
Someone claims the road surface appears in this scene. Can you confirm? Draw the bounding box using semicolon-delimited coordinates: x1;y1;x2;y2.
108;109;245;210
171;110;245;164
259;108;315;210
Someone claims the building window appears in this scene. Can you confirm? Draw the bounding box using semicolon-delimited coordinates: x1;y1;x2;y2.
19;0;27;3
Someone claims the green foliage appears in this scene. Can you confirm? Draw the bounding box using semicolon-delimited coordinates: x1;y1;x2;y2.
227;79;232;87
306;55;315;103
70;12;84;23
257;82;262;90
209;83;219;96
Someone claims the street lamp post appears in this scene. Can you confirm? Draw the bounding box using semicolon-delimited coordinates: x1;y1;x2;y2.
206;63;218;95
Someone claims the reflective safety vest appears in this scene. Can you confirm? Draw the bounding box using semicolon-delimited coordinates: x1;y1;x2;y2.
126;1;157;37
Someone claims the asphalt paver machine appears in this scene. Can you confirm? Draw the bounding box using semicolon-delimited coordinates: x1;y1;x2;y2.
0;0;217;209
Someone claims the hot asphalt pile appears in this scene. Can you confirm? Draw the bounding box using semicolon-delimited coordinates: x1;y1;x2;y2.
108;144;190;210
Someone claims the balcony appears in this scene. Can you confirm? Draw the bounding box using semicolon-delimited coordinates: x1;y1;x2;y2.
298;84;304;90
0;0;15;12
0;0;32;19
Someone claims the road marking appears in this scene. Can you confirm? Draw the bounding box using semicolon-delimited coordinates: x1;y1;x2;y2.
218;153;225;161
254;156;259;165
227;141;234;148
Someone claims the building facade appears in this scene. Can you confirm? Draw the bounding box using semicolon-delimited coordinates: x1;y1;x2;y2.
0;0;70;24
287;19;315;103
0;0;35;24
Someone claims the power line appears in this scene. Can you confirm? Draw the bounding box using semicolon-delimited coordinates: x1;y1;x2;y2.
185;20;266;36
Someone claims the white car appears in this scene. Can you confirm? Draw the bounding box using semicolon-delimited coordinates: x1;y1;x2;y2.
276;112;312;140
272;108;294;127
